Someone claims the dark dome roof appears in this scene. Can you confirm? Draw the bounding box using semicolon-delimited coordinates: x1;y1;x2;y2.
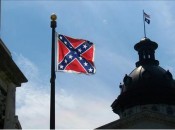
111;38;175;115
123;65;173;92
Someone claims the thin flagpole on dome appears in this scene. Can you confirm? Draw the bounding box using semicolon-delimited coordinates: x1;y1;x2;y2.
143;10;146;38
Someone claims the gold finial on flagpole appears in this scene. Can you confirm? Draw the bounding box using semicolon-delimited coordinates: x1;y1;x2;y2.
51;13;57;21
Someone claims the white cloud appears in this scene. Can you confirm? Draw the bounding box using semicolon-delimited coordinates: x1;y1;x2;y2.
14;54;118;129
16;87;50;128
13;53;39;81
17;84;118;129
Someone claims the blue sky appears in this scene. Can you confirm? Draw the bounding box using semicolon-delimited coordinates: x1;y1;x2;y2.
1;0;175;129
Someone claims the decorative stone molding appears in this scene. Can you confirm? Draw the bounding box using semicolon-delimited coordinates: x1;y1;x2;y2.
120;104;175;118
97;110;175;129
0;39;27;129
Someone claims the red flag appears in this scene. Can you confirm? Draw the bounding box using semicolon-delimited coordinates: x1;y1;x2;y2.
57;34;96;74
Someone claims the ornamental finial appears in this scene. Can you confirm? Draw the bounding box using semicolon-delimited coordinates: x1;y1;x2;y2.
51;13;57;21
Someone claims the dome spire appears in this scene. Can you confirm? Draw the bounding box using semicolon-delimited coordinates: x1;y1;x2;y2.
134;38;159;67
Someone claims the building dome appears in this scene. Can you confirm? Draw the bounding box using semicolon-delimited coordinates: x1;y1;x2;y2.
112;38;175;115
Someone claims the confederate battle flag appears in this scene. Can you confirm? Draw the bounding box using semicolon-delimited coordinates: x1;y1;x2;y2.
57;34;96;74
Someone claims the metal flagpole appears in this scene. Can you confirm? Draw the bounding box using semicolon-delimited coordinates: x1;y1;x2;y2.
50;13;57;130
0;0;1;38
143;10;146;38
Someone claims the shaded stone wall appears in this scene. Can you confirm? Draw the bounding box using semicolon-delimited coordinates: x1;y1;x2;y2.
0;85;6;129
0;39;27;129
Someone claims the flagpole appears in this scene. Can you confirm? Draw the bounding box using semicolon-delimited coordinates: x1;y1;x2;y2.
143;10;146;38
0;0;1;38
50;13;57;130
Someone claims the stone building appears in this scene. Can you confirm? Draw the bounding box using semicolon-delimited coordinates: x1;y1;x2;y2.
0;39;27;129
97;38;175;129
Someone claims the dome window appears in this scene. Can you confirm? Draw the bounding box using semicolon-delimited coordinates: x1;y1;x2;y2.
151;105;159;112
142;70;151;80
123;74;132;86
166;106;173;115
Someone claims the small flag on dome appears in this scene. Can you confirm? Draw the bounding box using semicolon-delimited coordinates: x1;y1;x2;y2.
56;34;96;74
144;12;150;24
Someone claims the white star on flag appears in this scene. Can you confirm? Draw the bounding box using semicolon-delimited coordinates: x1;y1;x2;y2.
84;62;88;66
83;44;87;49
60;65;64;69
78;48;82;52
69;55;73;59
88;68;93;72
79;57;83;60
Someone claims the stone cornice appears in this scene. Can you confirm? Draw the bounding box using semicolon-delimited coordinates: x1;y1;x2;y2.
97;110;175;129
118;110;175;128
0;39;27;86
